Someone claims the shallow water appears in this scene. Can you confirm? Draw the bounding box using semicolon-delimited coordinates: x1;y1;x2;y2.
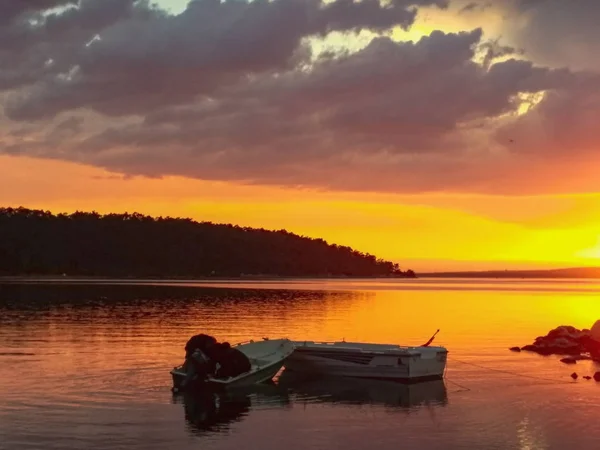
1;279;600;450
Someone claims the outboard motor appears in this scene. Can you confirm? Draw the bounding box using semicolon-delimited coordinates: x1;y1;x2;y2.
175;333;252;390
179;333;220;391
180;348;212;391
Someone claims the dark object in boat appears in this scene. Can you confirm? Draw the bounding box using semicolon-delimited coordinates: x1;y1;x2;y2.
185;350;212;384
185;334;218;358
212;343;252;379
571;372;578;380
509;347;521;352
594;372;600;382
184;335;252;380
174;347;214;393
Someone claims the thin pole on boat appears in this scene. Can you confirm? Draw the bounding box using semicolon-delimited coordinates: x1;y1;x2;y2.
422;329;440;347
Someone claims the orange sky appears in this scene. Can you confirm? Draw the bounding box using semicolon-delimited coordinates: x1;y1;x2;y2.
2;1;600;272
3;154;600;272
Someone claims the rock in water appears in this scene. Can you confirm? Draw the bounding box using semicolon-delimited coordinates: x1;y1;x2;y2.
591;320;600;341
594;372;600;382
571;372;578;380
517;322;600;357
560;357;577;364
509;347;521;352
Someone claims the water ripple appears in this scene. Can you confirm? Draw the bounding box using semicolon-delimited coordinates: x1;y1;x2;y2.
1;280;600;449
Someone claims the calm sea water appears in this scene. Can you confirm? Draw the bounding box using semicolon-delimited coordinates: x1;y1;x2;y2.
1;278;600;450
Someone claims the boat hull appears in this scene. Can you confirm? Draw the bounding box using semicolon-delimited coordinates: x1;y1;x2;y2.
172;359;287;390
285;343;447;383
171;338;294;391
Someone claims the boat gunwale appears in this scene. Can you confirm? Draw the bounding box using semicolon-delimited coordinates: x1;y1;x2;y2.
291;340;447;356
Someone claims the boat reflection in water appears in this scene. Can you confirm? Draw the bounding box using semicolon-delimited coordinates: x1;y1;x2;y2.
278;369;448;410
172;382;292;435
174;370;447;436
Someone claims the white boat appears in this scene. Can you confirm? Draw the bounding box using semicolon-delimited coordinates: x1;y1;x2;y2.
171;338;295;391
285;339;448;383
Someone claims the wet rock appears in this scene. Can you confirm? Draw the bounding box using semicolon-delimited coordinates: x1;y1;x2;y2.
591;320;600;341
521;342;581;356
571;372;578;380
518;323;600;357
566;355;591;361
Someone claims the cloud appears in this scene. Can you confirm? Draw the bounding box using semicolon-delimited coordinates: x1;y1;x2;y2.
2;0;600;196
496;71;600;157
509;0;600;71
3;0;449;120
0;0;145;92
459;1;491;14
0;0;75;25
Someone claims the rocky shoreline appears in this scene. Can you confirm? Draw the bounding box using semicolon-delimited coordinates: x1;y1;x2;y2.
511;325;600;357
511;320;600;379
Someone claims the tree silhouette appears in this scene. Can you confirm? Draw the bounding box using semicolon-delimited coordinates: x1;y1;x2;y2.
0;207;416;278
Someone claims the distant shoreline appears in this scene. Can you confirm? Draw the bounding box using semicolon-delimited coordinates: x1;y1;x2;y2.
3;270;600;282
0;274;416;283
420;267;600;279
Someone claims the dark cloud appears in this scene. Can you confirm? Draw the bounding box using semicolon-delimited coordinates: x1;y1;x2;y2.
50;115;85;136
83;29;495;158
459;1;491;14
2;0;600;196
0;0;76;25
478;39;523;70
8;26;595;195
510;0;600;71
496;72;600;158
0;0;146;91
86;29;570;157
3;0;448;120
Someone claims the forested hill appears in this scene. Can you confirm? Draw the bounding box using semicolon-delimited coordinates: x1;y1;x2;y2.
0;207;415;278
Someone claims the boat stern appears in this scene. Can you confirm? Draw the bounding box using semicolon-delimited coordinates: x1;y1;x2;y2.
170;366;186;392
407;347;448;380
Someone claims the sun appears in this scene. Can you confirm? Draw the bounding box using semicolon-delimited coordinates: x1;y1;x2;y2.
576;238;600;259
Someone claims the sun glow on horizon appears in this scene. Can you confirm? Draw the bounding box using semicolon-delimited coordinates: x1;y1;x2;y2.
3;155;600;272
576;238;600;260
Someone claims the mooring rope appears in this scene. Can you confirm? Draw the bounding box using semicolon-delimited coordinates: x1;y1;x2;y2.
444;376;471;393
447;357;576;386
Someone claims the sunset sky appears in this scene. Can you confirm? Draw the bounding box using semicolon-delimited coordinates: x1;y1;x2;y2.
2;0;600;272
